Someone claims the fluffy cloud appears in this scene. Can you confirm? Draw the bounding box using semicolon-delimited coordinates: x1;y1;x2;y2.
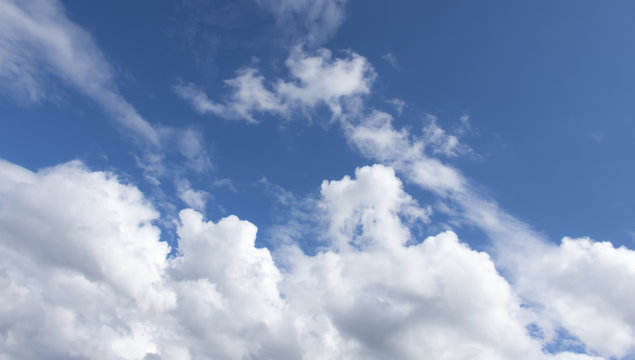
174;69;285;123
514;237;635;357
340;108;635;358
0;0;158;147
319;164;431;250
279;47;374;111
167;209;298;359
0;159;174;359
279;164;547;360
1;157;616;359
0;159;289;360
175;46;374;122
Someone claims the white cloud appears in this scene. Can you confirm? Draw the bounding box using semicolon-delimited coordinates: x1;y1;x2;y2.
173;81;225;116
319;164;431;250
0;0;159;147
346;110;467;194
0;159;174;359
422;114;474;157
174;69;285;123
0;158;291;359
338;105;635;358
178;35;635;358
167;209;298;359
278;47;374;116
175;46;375;122
514;237;635;358
175;178;210;212
341;108;546;260
278;165;553;360
4;1;627;357
2;157;614;359
255;0;349;46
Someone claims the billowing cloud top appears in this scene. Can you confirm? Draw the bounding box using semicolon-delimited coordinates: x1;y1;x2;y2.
0;158;627;359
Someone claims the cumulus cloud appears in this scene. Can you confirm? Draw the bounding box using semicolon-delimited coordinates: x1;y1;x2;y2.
0;158;290;359
338;104;635;358
167;209;297;359
0;0;159;147
0;159;174;359
0;157;619;359
278;165;539;359
175;46;375;122
514;237;635;357
177;31;635;357
319;164;431;250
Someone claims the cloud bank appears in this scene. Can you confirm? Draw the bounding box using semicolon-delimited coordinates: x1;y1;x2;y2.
0;158;625;359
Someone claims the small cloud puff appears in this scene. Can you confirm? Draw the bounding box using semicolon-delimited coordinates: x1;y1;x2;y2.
174;46;375;123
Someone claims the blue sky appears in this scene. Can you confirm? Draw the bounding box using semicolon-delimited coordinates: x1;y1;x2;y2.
1;1;635;359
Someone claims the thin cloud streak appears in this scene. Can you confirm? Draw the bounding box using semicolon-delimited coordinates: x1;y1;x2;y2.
0;0;159;147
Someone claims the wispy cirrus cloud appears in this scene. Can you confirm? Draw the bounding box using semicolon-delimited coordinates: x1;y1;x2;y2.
382;50;399;69
422;114;475;158
0;0;159;148
385;98;405;115
255;0;350;46
0;0;215;205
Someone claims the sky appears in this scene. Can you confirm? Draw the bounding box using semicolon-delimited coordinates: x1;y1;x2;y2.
0;0;634;359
